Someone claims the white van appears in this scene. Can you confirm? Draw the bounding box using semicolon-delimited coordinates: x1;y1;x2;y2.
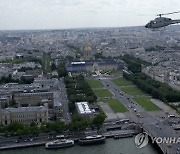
168;114;175;118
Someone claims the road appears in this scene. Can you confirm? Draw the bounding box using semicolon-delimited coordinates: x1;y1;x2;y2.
59;78;71;123
97;75;180;154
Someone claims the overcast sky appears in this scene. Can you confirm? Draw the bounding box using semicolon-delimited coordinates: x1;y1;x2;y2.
0;0;180;30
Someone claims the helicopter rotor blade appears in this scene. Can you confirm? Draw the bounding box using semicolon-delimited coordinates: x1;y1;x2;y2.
157;11;180;16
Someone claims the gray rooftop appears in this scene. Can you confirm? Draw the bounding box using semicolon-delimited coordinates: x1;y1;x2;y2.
1;106;47;113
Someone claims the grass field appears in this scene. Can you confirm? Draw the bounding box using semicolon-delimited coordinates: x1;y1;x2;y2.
86;80;104;89
93;89;113;97
110;71;123;75
121;86;145;96
102;99;128;113
112;78;133;86
134;97;161;111
42;52;51;73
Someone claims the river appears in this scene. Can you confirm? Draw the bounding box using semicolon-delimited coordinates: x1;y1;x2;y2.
0;138;160;154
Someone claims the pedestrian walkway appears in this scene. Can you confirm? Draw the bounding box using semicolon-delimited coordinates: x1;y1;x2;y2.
98;102;126;121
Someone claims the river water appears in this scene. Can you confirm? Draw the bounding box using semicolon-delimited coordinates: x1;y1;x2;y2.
1;138;159;154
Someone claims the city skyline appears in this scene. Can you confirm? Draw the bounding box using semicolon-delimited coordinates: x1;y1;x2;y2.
1;0;180;30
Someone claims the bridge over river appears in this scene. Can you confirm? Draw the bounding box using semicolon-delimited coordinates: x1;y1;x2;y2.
99;77;180;154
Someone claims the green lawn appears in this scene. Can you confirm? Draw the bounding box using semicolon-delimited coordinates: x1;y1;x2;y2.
134;97;161;111
112;78;133;86
86;80;104;89
110;71;123;75
93;89;113;97
121;86;145;96
102;99;128;113
42;53;51;73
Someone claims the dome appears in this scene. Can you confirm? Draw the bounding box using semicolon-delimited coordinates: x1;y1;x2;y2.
84;45;92;51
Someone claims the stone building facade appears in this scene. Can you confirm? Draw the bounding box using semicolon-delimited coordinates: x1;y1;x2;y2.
14;92;53;108
0;106;48;125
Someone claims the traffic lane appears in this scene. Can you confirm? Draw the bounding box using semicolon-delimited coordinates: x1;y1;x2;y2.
59;79;71;123
101;79;165;123
101;78;180;153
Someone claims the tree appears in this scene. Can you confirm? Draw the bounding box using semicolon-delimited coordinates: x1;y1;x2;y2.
51;62;56;71
65;55;74;61
93;112;106;127
9;98;16;107
19;76;34;84
7;122;24;132
58;63;68;77
94;53;104;59
4;102;8;108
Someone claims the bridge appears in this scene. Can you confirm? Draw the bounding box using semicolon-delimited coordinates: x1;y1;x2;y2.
143;123;180;154
99;77;180;154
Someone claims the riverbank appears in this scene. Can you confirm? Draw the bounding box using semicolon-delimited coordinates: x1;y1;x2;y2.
0;129;140;150
0;138;160;154
0;141;46;150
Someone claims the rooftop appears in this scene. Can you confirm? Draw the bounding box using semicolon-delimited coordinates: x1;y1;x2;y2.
1;106;47;113
76;102;92;114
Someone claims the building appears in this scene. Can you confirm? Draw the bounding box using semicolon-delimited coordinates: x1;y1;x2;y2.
66;62;86;72
14;91;64;121
76;102;93;118
14;92;53;108
85;59;121;72
66;59;125;73
48;92;63;120
0;97;9;109
83;44;93;60
0;106;48;125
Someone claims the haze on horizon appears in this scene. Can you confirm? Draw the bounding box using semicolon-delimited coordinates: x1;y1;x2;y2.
0;0;180;30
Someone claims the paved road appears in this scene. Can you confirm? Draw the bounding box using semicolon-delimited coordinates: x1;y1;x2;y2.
97;76;180;154
59;78;71;123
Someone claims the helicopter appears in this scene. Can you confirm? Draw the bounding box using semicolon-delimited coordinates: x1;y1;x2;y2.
145;11;180;29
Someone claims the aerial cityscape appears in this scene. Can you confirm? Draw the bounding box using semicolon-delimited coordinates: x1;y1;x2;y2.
0;0;180;154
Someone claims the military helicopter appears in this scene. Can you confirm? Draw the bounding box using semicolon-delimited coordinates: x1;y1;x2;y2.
145;11;180;29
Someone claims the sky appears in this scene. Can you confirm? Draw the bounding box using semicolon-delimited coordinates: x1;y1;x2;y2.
0;0;180;30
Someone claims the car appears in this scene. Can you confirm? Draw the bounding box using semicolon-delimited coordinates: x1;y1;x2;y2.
168;114;176;118
29;138;34;142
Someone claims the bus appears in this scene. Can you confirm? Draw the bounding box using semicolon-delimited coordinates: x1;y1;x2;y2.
116;119;130;125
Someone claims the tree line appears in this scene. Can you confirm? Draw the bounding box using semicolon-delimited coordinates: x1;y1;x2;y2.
64;75;97;112
0;74;34;85
123;72;180;103
0;113;105;137
120;54;150;73
0;57;41;64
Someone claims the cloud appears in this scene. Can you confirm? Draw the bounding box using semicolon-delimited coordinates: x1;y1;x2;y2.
0;0;180;30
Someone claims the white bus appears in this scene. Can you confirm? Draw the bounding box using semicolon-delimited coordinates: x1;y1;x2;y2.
116;119;130;125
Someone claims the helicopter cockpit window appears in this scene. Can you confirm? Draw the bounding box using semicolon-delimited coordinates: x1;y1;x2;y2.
149;21;153;24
